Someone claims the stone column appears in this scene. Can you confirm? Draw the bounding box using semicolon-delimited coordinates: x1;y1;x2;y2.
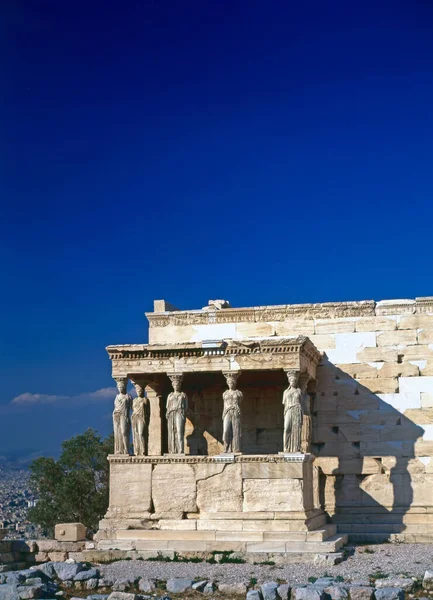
146;379;164;456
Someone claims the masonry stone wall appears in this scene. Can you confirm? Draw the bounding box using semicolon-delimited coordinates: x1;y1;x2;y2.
148;297;433;537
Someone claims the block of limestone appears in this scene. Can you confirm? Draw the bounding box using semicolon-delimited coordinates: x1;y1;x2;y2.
54;522;87;541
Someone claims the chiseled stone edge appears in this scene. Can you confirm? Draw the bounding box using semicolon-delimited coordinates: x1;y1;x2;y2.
146;296;433;327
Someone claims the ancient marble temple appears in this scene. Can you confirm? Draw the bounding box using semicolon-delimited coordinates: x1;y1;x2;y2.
97;296;433;554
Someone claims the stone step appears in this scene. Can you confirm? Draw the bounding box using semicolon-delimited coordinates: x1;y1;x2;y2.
344;531;433;544
97;533;348;554
116;525;337;543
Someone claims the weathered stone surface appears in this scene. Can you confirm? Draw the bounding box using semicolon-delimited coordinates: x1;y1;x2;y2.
313;553;344;567
423;571;433;590
0;584;19;600
138;579;155;593
86;579;98;590
325;586;349;600
107;593;137;600
375;577;414;592
54;523;86;542
277;584;291;600
191;581;207;592
261;582;279;600
196;464;242;512
32;565;56;581
349;587;374;600
16;585;43;600
52;563;84;582
74;569;99;581
203;582;216;594
294;586;325;600
218;582;247;595
373;589;404;600
243;478;304;512
247;591;263;600
152;464;196;513
110;463;152;515
166;579;194;593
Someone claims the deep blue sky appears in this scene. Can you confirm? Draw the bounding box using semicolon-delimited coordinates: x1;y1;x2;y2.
1;0;432;458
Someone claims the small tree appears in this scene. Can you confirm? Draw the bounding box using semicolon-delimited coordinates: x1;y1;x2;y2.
28;428;113;535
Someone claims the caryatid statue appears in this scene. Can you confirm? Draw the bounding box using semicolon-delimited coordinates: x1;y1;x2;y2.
283;370;303;453
113;377;132;455
131;380;149;456
167;374;188;454
222;372;243;453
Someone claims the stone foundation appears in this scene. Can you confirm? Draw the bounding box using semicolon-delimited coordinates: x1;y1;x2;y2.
97;453;347;554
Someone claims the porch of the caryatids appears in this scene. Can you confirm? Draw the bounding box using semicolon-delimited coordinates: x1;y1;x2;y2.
222;371;243;453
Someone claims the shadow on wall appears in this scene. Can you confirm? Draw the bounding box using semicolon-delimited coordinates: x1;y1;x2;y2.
314;358;425;540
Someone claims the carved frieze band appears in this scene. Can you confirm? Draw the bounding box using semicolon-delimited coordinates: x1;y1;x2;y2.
108;453;315;464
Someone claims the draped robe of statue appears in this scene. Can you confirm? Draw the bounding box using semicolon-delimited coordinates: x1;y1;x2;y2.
166;390;188;454
113;390;132;454
283;380;303;453
132;395;148;456
222;387;243;453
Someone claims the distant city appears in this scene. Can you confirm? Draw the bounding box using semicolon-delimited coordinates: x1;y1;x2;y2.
0;461;42;539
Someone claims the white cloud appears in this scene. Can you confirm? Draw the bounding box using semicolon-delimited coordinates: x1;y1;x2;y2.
11;387;117;406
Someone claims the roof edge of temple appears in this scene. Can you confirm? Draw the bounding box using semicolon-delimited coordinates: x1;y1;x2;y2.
145;296;433;325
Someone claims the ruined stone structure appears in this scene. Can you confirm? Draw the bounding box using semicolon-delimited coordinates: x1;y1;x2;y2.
97;296;433;554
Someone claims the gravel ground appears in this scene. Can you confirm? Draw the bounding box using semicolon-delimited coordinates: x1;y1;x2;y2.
99;544;433;586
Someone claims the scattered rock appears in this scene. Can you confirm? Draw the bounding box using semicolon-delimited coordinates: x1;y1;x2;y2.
86;580;98;591
32;565;56;581
294;586;325;600
324;586;349;600
261;582;279;600
166;579;194;594
52;564;84;582
424;573;433;591
0;584;19;600
374;588;405;600
98;579;114;588
107;593;137;600
138;579;155;593
349;586;374;600
24;577;43;585
247;591;263;600
192;581;208;592
314;553;344;568
16;585;43;600
74;569;99;582
376;579;414;592
277;584;291;600
203;582;215;595
218;582;248;595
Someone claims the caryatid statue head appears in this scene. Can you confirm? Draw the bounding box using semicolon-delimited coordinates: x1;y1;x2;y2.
223;372;240;391
285;370;299;389
169;374;183;393
115;377;127;395
131;379;146;398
